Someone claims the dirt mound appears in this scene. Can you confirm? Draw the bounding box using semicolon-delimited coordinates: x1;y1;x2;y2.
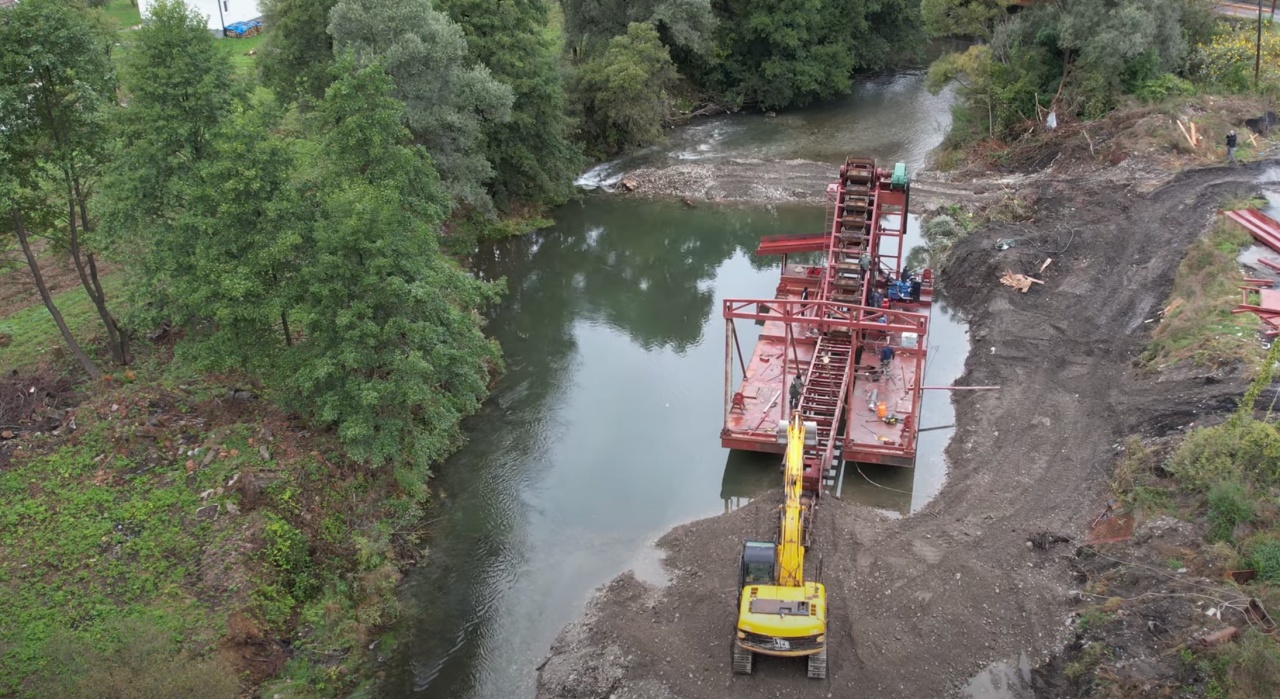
537;160;1279;699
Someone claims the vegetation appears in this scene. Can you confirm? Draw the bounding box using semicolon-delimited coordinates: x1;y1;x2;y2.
1141;216;1262;372
921;0;1268;149
570;22;679;158
1106;342;1280;698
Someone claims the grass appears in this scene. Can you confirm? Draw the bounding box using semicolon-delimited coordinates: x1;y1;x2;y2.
100;0;142;30
1141;216;1264;372
0;276;124;371
0;354;423;696
217;32;266;72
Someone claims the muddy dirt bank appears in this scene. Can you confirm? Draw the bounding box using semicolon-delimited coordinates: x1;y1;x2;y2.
537;161;1278;699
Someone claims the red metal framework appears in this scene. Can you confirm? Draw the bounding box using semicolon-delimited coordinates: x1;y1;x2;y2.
722;157;933;493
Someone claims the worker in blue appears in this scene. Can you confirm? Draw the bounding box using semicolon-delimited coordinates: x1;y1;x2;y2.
879;345;895;375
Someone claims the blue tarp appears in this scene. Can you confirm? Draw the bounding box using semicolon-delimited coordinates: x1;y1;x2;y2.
224;19;263;37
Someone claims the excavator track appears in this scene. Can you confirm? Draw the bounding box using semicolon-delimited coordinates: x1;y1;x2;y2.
732;644;754;674
806;647;827;679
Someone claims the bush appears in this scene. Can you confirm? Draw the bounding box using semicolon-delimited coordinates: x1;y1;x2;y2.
1206;480;1255;542
1169;418;1280;491
1247;535;1280;584
1134;73;1197;102
1220;628;1280;698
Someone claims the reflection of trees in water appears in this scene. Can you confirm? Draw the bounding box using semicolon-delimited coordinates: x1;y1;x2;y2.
478;198;823;354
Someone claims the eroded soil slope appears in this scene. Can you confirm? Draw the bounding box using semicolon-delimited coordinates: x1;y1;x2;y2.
538;162;1277;699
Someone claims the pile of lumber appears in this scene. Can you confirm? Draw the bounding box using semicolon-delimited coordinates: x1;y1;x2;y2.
999;270;1044;293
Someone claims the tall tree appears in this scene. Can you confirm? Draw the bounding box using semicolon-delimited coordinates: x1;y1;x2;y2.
710;0;922;109
328;0;514;213
922;0;1013;40
259;0;339;102
570;22;678;157
143;108;303;371
0;0;129;365
563;0;715;62
438;0;582;210
99;0;241;339
0;144;103;379
278;57;502;474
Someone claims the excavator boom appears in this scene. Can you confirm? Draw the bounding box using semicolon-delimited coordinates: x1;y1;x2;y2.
732;413;827;678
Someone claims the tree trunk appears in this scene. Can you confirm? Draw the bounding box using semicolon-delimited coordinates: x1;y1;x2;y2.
12;209;103;380
281;309;294;347
69;172;130;364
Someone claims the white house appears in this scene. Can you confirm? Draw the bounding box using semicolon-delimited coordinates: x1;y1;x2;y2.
139;0;262;36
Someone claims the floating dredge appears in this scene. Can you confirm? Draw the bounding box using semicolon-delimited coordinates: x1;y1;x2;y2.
721;157;933;493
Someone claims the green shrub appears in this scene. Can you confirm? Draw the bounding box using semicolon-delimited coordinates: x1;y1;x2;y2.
1134;73;1196;102
1206;480;1255;542
1220;628;1280;699
1247;535;1280;584
1169;418;1280;491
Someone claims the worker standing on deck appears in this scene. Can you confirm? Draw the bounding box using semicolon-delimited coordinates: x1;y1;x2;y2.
1226;130;1237;163
790;372;804;410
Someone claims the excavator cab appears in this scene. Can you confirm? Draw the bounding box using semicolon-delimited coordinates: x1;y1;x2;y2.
739;541;776;588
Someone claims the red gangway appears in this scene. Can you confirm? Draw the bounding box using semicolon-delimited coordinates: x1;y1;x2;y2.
722;157;932;493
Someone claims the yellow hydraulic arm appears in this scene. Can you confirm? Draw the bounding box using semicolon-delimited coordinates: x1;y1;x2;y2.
777;413;807;587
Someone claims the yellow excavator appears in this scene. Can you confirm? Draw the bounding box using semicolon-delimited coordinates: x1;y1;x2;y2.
732;412;827;678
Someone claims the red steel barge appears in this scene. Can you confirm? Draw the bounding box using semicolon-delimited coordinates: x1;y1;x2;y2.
721;157;933;493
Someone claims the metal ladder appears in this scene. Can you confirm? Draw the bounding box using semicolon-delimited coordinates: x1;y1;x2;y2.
797;334;852;489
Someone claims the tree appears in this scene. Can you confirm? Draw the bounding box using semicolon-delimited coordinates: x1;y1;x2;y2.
328;0;514;213
259;0;339;102
710;0;923;110
922;0;1013;40
278;57;502;477
563;0;715;63
438;0;582;211
0;0;127;368
146;108;303;371
105;0;235;230
99;0;244;346
570;22;678;157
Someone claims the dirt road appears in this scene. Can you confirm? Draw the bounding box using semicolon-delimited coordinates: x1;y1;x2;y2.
537;162;1276;699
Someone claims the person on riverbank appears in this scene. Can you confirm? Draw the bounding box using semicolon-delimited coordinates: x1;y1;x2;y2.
1226;130;1237;163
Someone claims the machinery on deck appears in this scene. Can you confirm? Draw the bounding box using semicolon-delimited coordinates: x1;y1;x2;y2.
721;157;932;493
732;413;827;678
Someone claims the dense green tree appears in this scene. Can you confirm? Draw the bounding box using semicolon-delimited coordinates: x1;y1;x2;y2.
278;58;502;476
439;0;582;211
328;0;514;213
570;22;677;158
930;0;1211;139
105;0;235;233
710;0;923;109
922;0;1013;40
0;0;128;367
259;0;339;102
563;0;715;60
149;109;303;370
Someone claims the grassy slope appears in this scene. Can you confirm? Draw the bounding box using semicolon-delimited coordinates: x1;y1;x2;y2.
1142;215;1265;372
0;353;410;697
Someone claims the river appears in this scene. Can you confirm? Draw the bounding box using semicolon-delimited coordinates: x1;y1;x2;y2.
375;71;968;699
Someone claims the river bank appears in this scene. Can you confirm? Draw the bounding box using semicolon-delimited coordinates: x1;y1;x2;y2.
535;149;1280;697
